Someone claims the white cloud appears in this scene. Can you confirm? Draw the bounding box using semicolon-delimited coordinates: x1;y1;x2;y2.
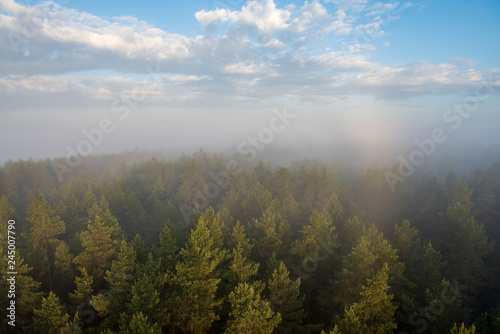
0;0;497;110
196;0;290;34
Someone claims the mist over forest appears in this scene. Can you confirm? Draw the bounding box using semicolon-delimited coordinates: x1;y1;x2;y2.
2;0;500;332
1;146;500;333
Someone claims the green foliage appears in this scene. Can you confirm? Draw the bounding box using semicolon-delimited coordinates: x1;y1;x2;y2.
154;219;179;272
33;291;70;334
337;263;396;334
91;240;136;330
25;190;66;289
74;215;117;283
225;283;281;334
120;312;162;334
334;224;404;309
267;261;306;333
171;212;227;333
1;153;500;333
69;267;94;310
291;210;338;266
450;322;476;334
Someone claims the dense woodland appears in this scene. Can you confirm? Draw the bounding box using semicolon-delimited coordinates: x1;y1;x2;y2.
1;150;500;333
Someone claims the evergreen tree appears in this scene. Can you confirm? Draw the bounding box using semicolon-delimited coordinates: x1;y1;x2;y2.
25;190;66;290
0;251;43;330
337;263;397;334
120;312;162;334
228;221;253;258
69;267;94;317
225;283;282;334
74;215;117;284
156;220;178;267
91;240;136;330
87;196;125;242
393;220;420;269
445;202;494;306
226;243;259;286
131;233;148;264
53;241;74;298
172;215;226;333
334;225;404;310
33;291;70;334
291;210;338;267
267;261;306;333
413;242;446;298
120;271;168;331
450;322;476;334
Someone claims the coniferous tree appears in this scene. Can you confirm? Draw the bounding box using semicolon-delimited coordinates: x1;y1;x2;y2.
120;312;162;334
332;224;404;312
33;291;70;334
450;322;476;334
53;241;74;298
25;190;66;290
225;283;281;334
337;263;397;334
171;214;226;333
228;221;253;258
154;219;178;272
267;261;306;333
69;267;94;316
91;240;135;330
74;215;117;285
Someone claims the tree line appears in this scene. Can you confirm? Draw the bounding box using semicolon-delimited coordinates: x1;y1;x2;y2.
0;150;499;333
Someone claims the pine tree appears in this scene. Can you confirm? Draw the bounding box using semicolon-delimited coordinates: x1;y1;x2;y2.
343;263;397;334
69;267;94;315
60;313;83;334
120;271;168;331
228;243;259;283
120;312;162;334
87;196;125;242
171;215;226;333
25;190;66;290
228;221;253;258
333;225;404;311
413;242;445;298
132;233;148;264
177;159;207;210
74;215;117;283
445;203;494;295
291;210;338;267
0;195;15;250
422;279;464;334
91;240;136;330
154;219;178;272
450;322;476;334
393;220;420;269
0;251;43;330
53;241;74;298
267;261;306;333
225;283;282;334
33;291;70;334
252;199;290;261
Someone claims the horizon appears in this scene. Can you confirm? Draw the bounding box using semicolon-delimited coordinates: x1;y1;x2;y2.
1;0;500;166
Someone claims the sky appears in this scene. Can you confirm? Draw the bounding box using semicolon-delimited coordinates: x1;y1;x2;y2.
1;0;500;165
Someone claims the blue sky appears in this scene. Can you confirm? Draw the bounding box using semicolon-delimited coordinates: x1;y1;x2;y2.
1;0;499;163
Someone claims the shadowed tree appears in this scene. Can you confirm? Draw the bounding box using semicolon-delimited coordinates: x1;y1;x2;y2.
337;263;397;334
24;191;66;291
267;261;306;334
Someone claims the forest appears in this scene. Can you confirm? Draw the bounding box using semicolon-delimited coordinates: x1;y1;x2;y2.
0;150;499;333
